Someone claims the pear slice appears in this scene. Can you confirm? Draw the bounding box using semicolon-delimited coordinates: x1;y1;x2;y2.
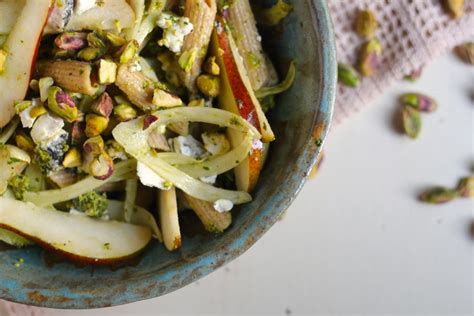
211;16;273;192
0;0;25;34
0;0;51;128
0;198;152;265
65;0;135;32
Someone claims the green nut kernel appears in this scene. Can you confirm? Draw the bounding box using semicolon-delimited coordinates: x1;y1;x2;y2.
47;86;79;122
77;47;104;61
113;104;137;122
87;32;108;48
15;132;35;153
85;114;109;137
105;32;127;46
443;0;464;18
204;56;220;76
119;40;139;64
456;176;474;198
402;105;421;139
83;135;105;155
400;93;438;113
420;187;458;204
358;38;383;77
338;63;360;88
355;10;378;39
196;74;221;98
62;147;83;168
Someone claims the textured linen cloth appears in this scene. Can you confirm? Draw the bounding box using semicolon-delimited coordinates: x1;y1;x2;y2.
329;0;474;125
1;0;473;314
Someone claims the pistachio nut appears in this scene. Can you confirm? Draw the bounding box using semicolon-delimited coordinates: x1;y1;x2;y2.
197;74;221;97
355;9;378;39
338;63;360;87
87;32;108;48
47;86;79;122
443;0;464;18
454;42;474;65
204;56;220;76
402;105;421;139
83;135;105;155
89;152;114;180
90;92;113;118
54;32;88;51
15;132;35;153
113;104;137;122
119;40;139;64
63;147;83;168
77;47;105;62
85;114;109;137
420;187;458;204
456;176;474;198
358;38;383;77
400;93;437;113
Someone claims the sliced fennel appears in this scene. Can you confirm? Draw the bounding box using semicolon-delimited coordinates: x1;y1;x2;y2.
157;132;253;178
255;61;296;99
146;107;261;139
0;117;20;144
124;179;138;222
25;160;136;207
113;107;258;204
128;0;167;48
127;149;251;204
107;200;162;242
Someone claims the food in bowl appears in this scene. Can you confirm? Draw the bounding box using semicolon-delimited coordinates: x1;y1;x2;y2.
0;0;295;265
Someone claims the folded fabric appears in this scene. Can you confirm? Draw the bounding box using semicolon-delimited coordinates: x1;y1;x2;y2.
329;0;474;125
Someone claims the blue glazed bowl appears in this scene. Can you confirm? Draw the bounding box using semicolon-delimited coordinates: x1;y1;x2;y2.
0;0;336;308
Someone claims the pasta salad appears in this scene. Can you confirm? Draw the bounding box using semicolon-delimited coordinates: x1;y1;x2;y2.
0;0;294;265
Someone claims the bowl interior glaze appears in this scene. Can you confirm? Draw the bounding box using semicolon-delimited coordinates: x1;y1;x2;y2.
0;0;336;308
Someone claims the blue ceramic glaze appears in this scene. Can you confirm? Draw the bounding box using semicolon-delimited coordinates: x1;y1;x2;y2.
0;0;336;308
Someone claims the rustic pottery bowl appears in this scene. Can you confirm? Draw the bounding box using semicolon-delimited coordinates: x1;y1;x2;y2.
0;0;336;308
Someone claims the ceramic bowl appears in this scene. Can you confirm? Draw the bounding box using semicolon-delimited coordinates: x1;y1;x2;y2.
0;0;336;308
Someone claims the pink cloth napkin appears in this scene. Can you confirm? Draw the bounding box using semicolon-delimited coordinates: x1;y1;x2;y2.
1;0;473;314
329;0;474;125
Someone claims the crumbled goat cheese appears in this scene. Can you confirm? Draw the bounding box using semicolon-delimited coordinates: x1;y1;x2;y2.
213;199;234;213
19;99;41;128
137;162;172;190
75;0;96;15
200;175;217;184
172;135;208;160
157;12;194;53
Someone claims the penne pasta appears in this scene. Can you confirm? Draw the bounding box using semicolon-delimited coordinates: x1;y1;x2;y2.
182;192;232;233
37;60;101;96
116;64;182;111
226;0;279;90
178;0;217;91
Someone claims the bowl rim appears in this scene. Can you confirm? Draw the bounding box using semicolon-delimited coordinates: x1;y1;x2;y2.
1;0;336;308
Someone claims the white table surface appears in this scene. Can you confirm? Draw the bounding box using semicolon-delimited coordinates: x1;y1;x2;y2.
44;53;473;316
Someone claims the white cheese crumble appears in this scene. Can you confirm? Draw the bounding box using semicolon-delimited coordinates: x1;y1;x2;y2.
75;0;96;15
30;112;64;144
199;175;217;184
19;98;42;128
157;12;194;53
201;132;230;156
213;199;234;213
172;135;208;160
137;162;172;190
